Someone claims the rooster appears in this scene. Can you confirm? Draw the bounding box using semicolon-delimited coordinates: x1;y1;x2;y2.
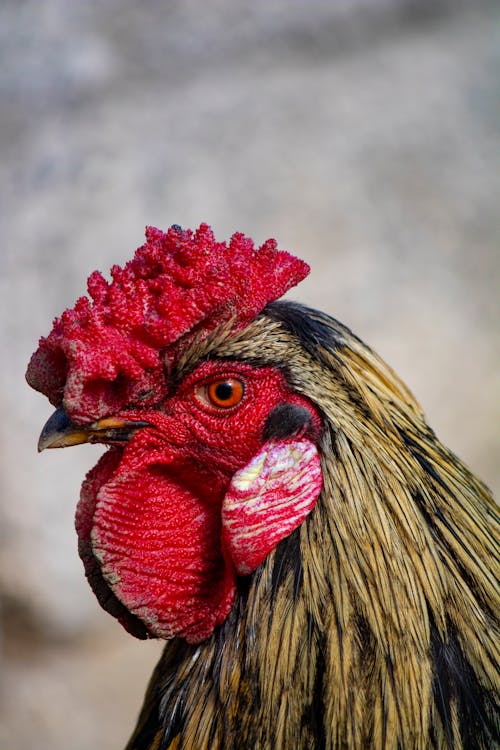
26;224;498;750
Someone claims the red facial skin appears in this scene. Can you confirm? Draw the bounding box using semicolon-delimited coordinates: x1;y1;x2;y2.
76;360;322;643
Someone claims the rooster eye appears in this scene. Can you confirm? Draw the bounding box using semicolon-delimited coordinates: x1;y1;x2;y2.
197;378;245;409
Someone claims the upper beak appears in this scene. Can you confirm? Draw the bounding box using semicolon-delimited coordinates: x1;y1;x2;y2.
38;406;151;452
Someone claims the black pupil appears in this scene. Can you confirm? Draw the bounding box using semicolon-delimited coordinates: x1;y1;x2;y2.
214;382;234;401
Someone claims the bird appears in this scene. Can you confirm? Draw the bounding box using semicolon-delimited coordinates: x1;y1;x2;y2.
26;223;499;750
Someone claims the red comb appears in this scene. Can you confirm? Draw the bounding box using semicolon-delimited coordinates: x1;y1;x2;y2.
26;224;309;422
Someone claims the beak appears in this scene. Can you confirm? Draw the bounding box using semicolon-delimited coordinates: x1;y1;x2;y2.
38;406;151;452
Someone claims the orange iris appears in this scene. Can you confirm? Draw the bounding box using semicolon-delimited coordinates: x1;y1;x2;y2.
205;378;245;408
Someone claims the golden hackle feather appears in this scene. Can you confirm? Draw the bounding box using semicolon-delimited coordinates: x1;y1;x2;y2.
127;302;499;750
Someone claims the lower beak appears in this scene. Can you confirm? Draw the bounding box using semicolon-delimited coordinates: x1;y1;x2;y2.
38;406;150;452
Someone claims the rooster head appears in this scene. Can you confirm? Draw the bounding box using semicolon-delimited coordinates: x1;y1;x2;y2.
26;224;323;643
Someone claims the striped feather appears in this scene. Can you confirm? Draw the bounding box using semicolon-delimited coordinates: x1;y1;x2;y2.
126;301;499;750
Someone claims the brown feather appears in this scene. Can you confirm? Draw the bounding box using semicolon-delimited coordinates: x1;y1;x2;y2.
127;302;499;750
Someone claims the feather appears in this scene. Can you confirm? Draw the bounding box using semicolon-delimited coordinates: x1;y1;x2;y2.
126;301;499;749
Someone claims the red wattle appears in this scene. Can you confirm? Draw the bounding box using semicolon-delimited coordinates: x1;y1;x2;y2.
76;447;236;644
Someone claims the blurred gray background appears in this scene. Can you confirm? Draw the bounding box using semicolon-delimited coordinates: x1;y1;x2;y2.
1;1;498;748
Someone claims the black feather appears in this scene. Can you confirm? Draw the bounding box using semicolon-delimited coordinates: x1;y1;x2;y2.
262;403;314;442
